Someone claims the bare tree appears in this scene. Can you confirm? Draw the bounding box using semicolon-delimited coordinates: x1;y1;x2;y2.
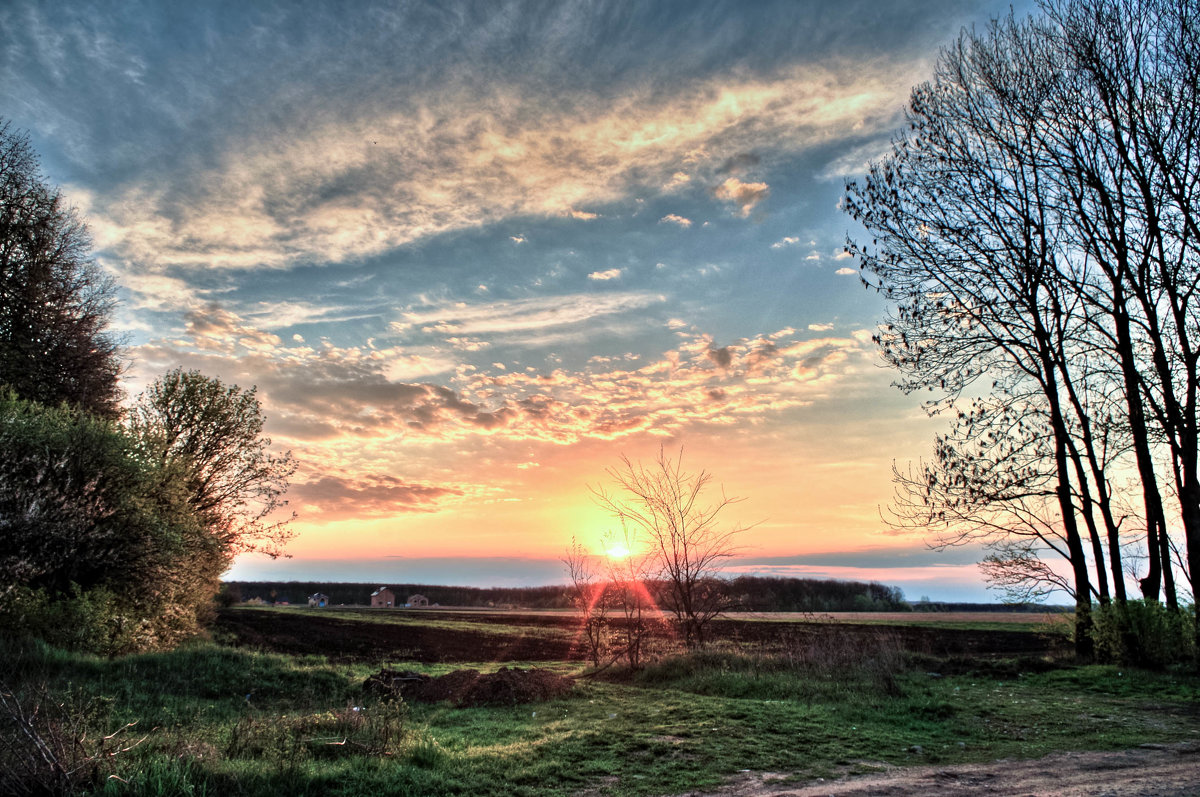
602;523;658;668
0;121;122;418
592;447;748;649
846;0;1200;657
844;11;1100;655
562;537;609;667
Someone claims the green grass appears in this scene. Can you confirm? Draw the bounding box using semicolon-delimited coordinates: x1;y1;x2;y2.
3;637;1197;796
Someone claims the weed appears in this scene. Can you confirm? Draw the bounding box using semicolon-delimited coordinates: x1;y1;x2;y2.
226;698;408;764
406;732;448;768
0;679;142;797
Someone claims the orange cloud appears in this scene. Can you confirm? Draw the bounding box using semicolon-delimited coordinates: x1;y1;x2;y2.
713;177;769;217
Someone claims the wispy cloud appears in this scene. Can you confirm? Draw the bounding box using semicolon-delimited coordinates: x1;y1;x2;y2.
659;213;692;228
392;292;663;336
70;60;918;274
588;268;623;281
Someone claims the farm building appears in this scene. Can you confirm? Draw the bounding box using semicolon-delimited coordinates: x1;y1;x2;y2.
406;594;429;607
308;593;329;608
370;587;395;607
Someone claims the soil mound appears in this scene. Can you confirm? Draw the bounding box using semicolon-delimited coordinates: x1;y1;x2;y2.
364;667;574;707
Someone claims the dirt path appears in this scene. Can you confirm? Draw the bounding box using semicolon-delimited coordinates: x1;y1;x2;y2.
689;743;1200;797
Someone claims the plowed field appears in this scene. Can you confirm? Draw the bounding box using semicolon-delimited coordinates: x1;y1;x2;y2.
215;607;1070;663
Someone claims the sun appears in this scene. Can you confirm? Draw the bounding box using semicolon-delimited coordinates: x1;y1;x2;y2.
605;543;631;559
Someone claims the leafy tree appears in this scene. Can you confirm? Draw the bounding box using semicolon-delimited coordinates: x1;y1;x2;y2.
593;447;748;648
0;121;121;418
129;368;297;559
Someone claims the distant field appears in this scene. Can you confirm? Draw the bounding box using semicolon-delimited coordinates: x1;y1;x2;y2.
218;605;1070;662
268;604;1069;633
741;611;1071;632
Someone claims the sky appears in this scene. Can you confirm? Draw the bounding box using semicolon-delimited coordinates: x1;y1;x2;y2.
1;0;1041;602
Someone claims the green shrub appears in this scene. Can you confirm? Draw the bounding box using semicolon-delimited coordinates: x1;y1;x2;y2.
0;392;225;654
0;585;135;657
1090;600;1195;668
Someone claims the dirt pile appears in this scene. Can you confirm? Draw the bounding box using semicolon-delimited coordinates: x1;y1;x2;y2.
364;667;574;707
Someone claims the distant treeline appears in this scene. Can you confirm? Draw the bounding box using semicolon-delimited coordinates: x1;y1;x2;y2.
223;575;914;613
910;601;1071;613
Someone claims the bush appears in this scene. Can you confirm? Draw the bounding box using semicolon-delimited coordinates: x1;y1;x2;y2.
0;393;225;654
1090;600;1196;668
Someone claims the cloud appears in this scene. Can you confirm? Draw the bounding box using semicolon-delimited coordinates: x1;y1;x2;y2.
565;209;599;220
771;236;800;249
659;213;692;228
713;177;769;217
393;292;663;336
131;306;873;452
706;346;733;368
588;268;623;281
288;473;464;518
817;136;895;181
835;267;857;275
807;322;834;332
178;303;282;354
663;172;691;191
72;60;917;273
510;235;526;244
805;251;821;261
716;153;760;175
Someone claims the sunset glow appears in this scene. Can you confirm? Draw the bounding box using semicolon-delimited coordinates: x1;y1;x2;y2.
605;544;632;561
1;0;1040;601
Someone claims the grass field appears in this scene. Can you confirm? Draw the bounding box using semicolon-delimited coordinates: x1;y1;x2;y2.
3;608;1197;796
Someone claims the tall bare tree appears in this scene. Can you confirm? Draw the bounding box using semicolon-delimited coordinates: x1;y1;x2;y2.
847;0;1200;656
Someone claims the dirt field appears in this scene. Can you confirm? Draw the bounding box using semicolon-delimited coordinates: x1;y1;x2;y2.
697;742;1200;797
214;607;1070;663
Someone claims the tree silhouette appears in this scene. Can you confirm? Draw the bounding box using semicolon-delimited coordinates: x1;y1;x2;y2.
846;0;1200;657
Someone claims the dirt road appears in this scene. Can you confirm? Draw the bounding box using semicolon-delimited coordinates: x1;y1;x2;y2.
695;743;1200;797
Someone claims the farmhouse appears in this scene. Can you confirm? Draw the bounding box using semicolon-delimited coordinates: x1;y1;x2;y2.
406;594;429;607
308;593;329;608
370;587;395;607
